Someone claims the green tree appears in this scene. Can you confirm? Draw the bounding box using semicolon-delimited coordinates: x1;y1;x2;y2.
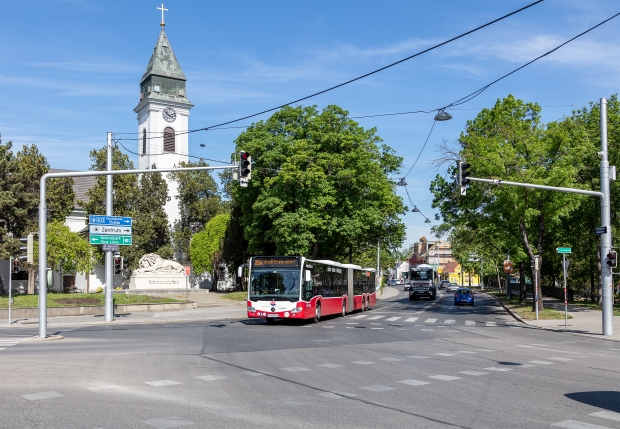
43;221;93;274
431;95;594;311
190;214;230;290
231;105;406;263
124;166;173;268
168;160;224;259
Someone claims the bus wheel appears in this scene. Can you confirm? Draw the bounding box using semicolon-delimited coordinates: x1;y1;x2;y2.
313;304;321;323
341;301;346;317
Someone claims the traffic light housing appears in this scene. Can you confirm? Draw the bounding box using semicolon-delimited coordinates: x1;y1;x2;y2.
114;256;122;274
19;233;34;264
607;251;617;268
239;151;251;179
122;258;128;270
457;161;471;195
12;259;19;274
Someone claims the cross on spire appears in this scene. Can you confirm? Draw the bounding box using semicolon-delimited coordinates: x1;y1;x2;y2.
157;3;168;27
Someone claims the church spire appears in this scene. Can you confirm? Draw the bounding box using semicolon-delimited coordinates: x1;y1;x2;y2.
140;28;186;84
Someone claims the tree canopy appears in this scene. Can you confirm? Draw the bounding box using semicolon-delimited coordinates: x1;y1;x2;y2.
190;213;230;276
229;105;406;264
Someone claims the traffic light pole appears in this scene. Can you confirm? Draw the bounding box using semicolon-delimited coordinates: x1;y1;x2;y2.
37;164;237;338
8;256;12;325
461;97;613;335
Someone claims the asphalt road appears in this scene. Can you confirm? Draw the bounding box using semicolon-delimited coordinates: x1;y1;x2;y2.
2;288;620;429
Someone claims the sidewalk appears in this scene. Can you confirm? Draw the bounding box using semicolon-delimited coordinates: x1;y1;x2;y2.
0;292;247;330
377;286;400;300
494;293;620;341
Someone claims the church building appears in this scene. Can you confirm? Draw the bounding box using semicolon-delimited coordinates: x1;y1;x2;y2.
133;18;192;228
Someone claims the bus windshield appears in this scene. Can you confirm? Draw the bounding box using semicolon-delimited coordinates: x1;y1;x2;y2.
249;269;301;302
411;270;433;280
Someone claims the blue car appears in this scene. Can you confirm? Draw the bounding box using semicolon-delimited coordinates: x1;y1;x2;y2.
454;288;475;306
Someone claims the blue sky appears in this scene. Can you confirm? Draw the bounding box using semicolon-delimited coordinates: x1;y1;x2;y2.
2;0;619;248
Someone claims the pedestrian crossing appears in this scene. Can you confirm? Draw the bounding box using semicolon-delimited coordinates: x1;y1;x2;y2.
0;336;29;351
346;314;520;328
552;410;620;428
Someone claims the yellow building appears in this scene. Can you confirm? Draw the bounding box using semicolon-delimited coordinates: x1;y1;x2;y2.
443;261;480;286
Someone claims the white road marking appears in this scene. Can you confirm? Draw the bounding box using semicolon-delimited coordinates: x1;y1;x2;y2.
424;318;437;323
322;326;335;329
22;391;64;401
548;357;573;362
428;375;461;381
347;323;358;325
457;351;477;354
352;361;375;365
483;367;512;372
317;392;356;399
282;367;311;372
408;355;430;359
367;316;384;320
358;385;396;392
318;364;343;368
444;319;455;324
404;317;419;323
144;380;181;387
398;379;430;386
459;371;488;376
529;360;555;365
552;420;614;429
196;375;227;381
350;315;368;319
371;328;384;330
380;358;404;362
421;329;434;331
485;321;497;327
386;317;401;321
465;320;476;326
434;353;455;357
590;411;620;422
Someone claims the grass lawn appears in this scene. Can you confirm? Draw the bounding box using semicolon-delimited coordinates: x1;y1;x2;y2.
220;291;248;301
0;293;183;309
567;299;620;317
486;291;572;320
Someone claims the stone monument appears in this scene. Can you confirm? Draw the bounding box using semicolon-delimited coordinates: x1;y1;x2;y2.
129;253;187;290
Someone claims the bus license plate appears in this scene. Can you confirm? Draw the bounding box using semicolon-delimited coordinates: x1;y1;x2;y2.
267;314;278;318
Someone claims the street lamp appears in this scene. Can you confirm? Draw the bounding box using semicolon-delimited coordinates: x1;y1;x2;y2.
434;110;453;121
396;178;407;186
412;206;420;212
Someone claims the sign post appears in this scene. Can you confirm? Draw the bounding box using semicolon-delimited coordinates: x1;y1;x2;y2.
557;248;572;328
184;266;191;302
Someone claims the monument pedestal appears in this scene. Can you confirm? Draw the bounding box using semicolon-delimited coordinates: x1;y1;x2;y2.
129;272;187;290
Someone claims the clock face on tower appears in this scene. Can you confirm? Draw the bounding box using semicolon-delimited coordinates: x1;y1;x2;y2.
162;108;177;123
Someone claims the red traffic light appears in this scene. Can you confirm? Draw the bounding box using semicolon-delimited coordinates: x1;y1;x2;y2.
607;251;617;268
241;152;249;160
12;260;19;273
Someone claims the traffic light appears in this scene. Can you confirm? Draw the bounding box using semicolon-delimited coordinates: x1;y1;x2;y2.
457;161;471;195
239;151;251;179
122;258;128;270
114;256;122;274
607;251;617;268
12;259;19;274
19;233;34;264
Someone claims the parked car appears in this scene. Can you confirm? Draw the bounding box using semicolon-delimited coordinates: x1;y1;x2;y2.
387;279;398;287
439;280;450;290
403;279;411;291
446;283;460;292
454;288;475;306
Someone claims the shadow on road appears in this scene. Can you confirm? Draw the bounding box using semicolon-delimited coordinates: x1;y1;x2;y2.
566;391;620;412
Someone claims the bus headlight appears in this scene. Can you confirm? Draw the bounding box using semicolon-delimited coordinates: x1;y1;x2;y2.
291;307;302;313
248;307;256;312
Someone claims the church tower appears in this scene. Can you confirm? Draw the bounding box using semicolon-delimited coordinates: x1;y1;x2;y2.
134;12;193;230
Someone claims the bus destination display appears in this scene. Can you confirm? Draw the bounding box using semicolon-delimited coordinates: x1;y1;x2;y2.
252;257;300;268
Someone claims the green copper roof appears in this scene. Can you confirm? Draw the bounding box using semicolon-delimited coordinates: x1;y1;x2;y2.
140;29;186;84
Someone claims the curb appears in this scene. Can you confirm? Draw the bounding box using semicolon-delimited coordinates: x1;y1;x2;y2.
483;292;531;326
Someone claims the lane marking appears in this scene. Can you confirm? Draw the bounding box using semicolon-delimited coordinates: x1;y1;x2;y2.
424;318;437;324
552;420;613;429
408;355;430;359
429;375;461;381
398;379;430;386
404;317;419;323
318;364;344;368
282;367;311;372
459;371;488;376
483;367;512;372
589;411;620;422
465;320;476;326
358;385;396;392
485;322;497;327
434;353;455;357
529;360;555;365
445;319;455;324
351;361;375;365
548;357;573;362
22;391;64;401
196;375;227;381
144;380;181;387
367;316;384;320
350;315;368;319
386;317;402;322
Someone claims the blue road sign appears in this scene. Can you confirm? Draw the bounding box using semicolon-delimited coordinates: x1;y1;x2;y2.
89;215;132;226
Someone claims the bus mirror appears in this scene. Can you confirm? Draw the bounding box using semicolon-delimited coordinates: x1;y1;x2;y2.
238;266;243;278
305;270;311;282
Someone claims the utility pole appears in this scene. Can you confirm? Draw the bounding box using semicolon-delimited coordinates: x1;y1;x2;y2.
600;98;613;336
105;132;114;322
506;253;511;300
376;240;380;289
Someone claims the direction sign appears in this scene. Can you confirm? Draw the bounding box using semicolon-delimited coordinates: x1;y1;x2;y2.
102;245;119;252
89;225;132;236
240;177;249;188
595;226;608;235
89;235;132;245
557;247;572;254
89;215;132;226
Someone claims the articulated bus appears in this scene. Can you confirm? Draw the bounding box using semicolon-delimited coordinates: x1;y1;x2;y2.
245;256;376;323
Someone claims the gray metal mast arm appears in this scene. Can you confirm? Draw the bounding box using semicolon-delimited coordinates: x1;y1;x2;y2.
469;177;604;198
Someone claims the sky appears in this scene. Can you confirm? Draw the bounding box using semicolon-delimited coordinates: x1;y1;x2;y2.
1;0;620;249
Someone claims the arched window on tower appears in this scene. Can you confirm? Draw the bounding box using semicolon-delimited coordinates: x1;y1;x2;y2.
142;129;147;154
163;127;175;153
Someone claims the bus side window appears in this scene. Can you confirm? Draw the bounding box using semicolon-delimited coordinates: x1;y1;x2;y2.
303;269;313;300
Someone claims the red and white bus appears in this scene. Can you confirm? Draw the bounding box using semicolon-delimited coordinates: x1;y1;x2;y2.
245;256;376;323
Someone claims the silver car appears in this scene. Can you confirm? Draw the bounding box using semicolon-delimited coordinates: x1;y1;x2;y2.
446;283;460;292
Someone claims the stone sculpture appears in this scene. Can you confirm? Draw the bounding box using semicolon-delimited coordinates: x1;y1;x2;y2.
135;253;184;274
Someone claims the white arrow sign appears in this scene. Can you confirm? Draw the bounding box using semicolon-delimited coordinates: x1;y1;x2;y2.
89;225;132;236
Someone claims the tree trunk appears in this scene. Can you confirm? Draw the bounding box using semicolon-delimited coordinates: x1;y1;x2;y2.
494;263;501;292
519;261;526;305
311;241;319;259
519;220;543;312
28;268;35;294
